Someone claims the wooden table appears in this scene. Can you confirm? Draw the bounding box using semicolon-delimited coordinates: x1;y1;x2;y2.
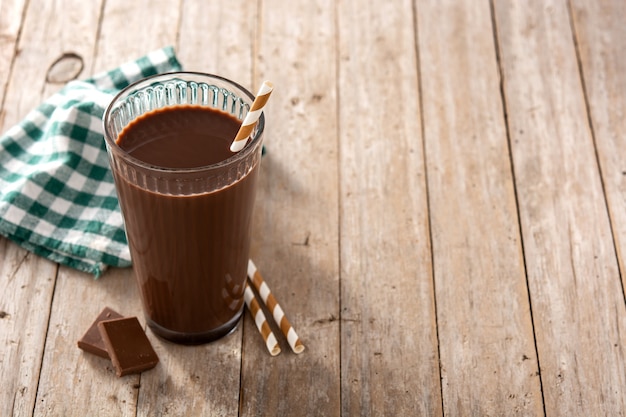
2;0;625;415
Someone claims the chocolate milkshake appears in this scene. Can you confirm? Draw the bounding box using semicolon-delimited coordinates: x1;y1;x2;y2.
103;74;264;344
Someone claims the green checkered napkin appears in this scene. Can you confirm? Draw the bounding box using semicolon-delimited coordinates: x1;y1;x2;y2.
0;47;182;277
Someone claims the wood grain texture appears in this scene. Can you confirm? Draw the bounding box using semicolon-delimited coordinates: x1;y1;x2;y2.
570;0;626;294
242;0;341;415
177;0;258;79
0;0;100;415
93;0;181;71
417;0;543;414
2;0;98;128
137;329;243;417
0;244;57;417
8;1;127;415
337;0;442;414
33;267;142;416
0;0;27;107
2;0;626;414
494;0;626;414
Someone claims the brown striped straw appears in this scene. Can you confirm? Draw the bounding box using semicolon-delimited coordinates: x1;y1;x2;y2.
247;259;305;354
244;283;281;356
230;81;274;152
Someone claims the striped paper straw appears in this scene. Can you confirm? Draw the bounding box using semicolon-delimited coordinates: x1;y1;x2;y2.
230;81;274;152
247;259;305;354
244;283;281;356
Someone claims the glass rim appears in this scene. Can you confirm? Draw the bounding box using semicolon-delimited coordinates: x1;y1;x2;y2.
102;71;265;174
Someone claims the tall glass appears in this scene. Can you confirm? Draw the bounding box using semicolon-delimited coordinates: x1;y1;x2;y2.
103;73;264;344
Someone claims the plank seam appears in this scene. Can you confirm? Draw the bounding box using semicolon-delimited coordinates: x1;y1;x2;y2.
488;1;547;415
30;264;60;417
411;0;445;414
565;0;626;307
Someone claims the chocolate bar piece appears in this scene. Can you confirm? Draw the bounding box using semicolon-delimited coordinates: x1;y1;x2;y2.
98;317;159;377
77;307;123;358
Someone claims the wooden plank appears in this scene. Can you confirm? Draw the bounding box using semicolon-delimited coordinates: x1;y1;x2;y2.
0;0;100;414
41;269;237;416
1;0;96;129
177;1;258;78
417;0;543;414
570;0;626;293
3;1;122;416
0;243;57;417
34;267;142;416
0;0;27;106
241;0;341;415
92;0;181;70
30;0;174;415
493;1;626;414
336;0;442;415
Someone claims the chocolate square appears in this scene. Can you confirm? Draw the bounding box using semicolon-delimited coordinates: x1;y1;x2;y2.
98;317;159;377
77;307;123;358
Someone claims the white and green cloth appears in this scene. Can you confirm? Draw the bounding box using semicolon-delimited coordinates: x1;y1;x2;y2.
0;47;182;277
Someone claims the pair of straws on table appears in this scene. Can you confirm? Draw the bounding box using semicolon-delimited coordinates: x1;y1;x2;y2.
245;259;305;356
